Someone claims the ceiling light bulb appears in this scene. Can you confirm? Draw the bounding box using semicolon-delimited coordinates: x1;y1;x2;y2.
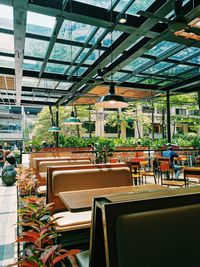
109;100;116;105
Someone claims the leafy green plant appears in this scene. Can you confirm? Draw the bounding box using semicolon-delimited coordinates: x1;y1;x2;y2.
95;138;115;163
9;196;80;267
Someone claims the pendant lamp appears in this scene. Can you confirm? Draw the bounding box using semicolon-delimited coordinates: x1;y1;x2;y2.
48;126;61;132
95;0;128;109
96;82;128;108
63;110;82;125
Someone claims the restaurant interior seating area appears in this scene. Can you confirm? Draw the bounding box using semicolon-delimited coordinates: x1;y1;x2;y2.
0;0;200;266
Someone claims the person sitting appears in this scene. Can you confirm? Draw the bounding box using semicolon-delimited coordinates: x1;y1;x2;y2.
0;144;5;169
1;154;17;186
162;146;181;179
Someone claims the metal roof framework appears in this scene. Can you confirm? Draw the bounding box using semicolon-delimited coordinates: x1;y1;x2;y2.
0;0;199;106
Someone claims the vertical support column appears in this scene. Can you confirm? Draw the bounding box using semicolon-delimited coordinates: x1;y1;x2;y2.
166;90;171;144
88;105;92;139
56;106;59;147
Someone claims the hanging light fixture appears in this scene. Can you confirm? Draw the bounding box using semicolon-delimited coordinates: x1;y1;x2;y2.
63;108;82;125
117;13;127;24
95;1;128;109
48;126;61;132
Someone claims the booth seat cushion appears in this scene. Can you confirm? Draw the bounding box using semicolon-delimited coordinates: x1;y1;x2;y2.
37;185;46;194
52;211;92;227
39;160;91;173
33;157;70;169
39;172;47;180
52;167;131;196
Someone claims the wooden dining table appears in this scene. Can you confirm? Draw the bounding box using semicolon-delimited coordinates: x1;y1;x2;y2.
59;184;166;212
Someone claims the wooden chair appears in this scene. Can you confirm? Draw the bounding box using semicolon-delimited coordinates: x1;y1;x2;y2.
184;167;200;185
72;187;200;267
160;162;186;187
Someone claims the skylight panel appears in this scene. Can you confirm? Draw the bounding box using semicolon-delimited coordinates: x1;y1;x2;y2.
169;47;200;61
102;31;122;47
143;62;174;74
50;43;80;62
145;41;178;57
0;33;14;53
0;56;14;68
114;0;155;15
0;4;13;30
56;82;72;90
26;12;55;36
123;57;151;71
162;64;194;76
24;38;49;58
45;63;66;74
76;0;113;9
39;79;59;89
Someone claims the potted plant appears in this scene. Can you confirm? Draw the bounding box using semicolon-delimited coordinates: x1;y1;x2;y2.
95;138;115;163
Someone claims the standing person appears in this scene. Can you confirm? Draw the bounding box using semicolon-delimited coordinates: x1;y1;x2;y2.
0;144;5;169
162;146;181;178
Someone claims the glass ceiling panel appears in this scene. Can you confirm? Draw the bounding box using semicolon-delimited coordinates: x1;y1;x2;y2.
75;48;103;64
56;82;72;90
24;38;49;58
169;47;200;61
89;28;105;45
0;33;14;53
158;80;174;86
23;59;42;72
143;62;174;74
22;77;40;87
26;12;55;37
45;63;66;74
58;20;95;43
123;57;151;71
115;0;155;16
0;4;13;30
76;0;116;9
162;64;194;76
188;55;200;65
145;41;178;57
107;72;127;81
126;76;143;83
50;43;80;61
102;31;122;47
39;79;59;89
69;67;88;76
0;56;14;68
141;78;163;85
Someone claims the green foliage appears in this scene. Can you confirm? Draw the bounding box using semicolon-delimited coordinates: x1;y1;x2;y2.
94;138;115;163
59;136;88;147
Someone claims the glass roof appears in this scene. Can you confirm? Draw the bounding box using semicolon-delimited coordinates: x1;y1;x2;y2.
26;12;55;37
58;20;95;43
145;41;178;57
0;4;13;30
115;0;155;15
24;38;49;58
0;33;14;53
0;1;199;106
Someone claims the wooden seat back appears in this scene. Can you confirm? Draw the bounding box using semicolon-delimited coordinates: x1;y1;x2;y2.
46;163;132;214
184;167;200;179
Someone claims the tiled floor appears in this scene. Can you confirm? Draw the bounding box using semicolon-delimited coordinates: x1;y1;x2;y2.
0;179;17;267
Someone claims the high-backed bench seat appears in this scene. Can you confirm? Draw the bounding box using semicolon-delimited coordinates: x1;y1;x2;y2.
46;163;132;246
36;158;91;186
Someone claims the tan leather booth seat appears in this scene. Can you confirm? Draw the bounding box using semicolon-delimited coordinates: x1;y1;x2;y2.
47;163;132;214
30;152;73;168
39;159;91;176
49;164;132;235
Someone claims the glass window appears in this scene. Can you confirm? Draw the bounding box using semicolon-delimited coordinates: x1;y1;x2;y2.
145;41;177;57
0;4;13;30
0;56;14;68
158;80;173;86
23;59;42;71
0;33;14;53
75;48;102;64
162;64;194;76
123;57;151;71
50;43;80;61
45;63;66;74
89;28;105;45
115;0;155;15
26;12;55;36
24;38;49;58
176;108;186;115
59;20;95;43
141;78;163;85
143;62;174;74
